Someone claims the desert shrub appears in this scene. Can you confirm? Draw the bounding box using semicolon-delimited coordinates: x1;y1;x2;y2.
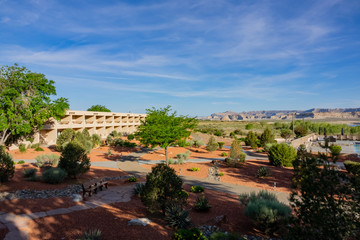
110;130;121;138
19;144;26;153
106;135;113;146
141;164;184;214
329;145;342;158
35;154;60;168
128;176;138;182
23;168;37;178
213;129;223;137
245;131;258;149
210;232;244;240
217;142;225;149
127;134;135;141
133;183;145;196
35;146;44;151
17;160;25;164
294;125;308;138
56;129;75;151
168;158;175;164
91;134;101;148
221;152;228;157
107;149;112;156
77;228;102;240
257;166;270;178
264;143;274;153
0;148;15;183
177;151;190;162
268;143;297;167
229;139;244;162
73;130;93;153
42;167;67;184
189;167;199;172
344;160;360;175
177;139;189;147
178;190;189;200
239;190;277;206
165;203;192;229
218;172;224;176
234;129;244;135
31;143;40;149
280;128;292;141
174;228;206;240
58;142;91;178
245;123;254;130
190;185;204;193
193;140;204;148
176;158;184;165
206;136;218;152
194;194;212;212
260;128;276;147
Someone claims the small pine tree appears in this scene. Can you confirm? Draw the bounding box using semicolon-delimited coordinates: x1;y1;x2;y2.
268;143;297;167
206;136;218;152
260;128;276;147
0;147;15;182
56;129;75;151
58;142;91;178
229;138;243;161
245;131;258;149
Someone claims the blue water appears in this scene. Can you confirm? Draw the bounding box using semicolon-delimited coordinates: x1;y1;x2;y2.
354;143;360;155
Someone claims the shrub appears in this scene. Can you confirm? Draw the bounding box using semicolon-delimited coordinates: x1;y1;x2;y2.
141;164;184;214
128;176;138;182
217;142;225;149
194;194;211;212
280;128;292;141
56;129;75;151
268;143;297;167
168;158;175;164
177;151;190;162
206;136;218;152
190;186;204;193
0;148;15;183
245;131;258;149
294;125;308;138
245;123;254;130
260;128;276;147
229;139;244;162
189;167;199;172
77;229;102;240
165;203;192;229
23;168;37;178
42;167;67;184
174;228;206;240
106;135;113;146
177;139;189;147
210;232;244;240
133;183;145;196
73;130;93;153
19;144;26;153
344;160;360;175
257;166;270;178
239;190;277;206
218;172;224;176
110;130;121;138
58;142;91;178
17;160;25;164
178;190;189;200
221;152;228;157
107;149;112;156
91;134;102;148
35;146;44;151
31;143;40;149
127;134;135;141
192;140;204;148
214;129;223;137
264;143;274;153
329;145;342;158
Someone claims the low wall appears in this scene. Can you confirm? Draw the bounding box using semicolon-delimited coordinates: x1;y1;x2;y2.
291;133;317;148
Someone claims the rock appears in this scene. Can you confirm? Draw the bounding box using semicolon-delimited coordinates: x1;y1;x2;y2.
128;218;151;226
214;215;228;225
70;194;82;202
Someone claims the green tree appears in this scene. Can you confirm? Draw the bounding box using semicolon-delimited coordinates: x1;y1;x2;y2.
87;105;111;112
245;131;258;149
268;143;297;167
206;136;218;152
141;164;184;214
135;106;197;165
280;128;292;142
0;64;69;146
294;125;307;138
0;147;15;182
260;128;276;147
58;142;91;178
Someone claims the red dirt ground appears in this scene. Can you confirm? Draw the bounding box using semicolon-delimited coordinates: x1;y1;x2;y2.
89;146;139;162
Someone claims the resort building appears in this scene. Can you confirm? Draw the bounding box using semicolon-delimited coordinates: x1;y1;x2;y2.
21;110;146;147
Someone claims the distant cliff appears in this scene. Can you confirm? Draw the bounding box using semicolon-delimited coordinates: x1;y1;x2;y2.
203;108;360;121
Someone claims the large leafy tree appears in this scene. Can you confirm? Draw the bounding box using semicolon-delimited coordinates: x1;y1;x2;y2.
0;64;69;146
87;105;111;112
135;106;197;165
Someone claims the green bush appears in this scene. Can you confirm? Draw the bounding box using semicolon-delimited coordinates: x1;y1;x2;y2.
178;190;189;200
133;183;145;196
110;130;121;138
257;166;270;178
221;152;228;157
294;125;308;138
329;145;342;158
0;148;15;182
31;143;40;149
268;143;297;167
245;123;254;130
42;167;67;184
141;164;184;214
206;136;218;152
177;151;190;162
91;134;102;148
192;140;204;148
210;232;244;240
229;139;244;162
56;129;75;151
128;176;138;182
174;228;207;240
127;134;135;141
168;158;175;164
19;144;26;153
35;154;60;167
17;160;25;164
177;139;189;147
264;143;274;153
190;185;204;193
35;146;44;151
165;203;191;229
245;131;258;149
260;128;276;147
194;194;211;212
23;168;37;178
344;160;360;175
218;172;224;176
77;228;102;240
239;190;277;206
217;142;225;149
189;167;199;172
58;142;91;178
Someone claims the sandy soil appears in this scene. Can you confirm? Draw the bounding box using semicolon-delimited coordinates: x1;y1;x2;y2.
89;146;139;162
8;147;60;160
142;159;293;193
140;146;230;161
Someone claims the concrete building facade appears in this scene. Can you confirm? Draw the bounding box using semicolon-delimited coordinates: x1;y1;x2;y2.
28;110;146;146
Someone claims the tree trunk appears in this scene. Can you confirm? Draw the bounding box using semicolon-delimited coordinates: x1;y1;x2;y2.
165;146;168;165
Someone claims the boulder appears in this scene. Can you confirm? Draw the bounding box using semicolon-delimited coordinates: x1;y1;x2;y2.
128;218;151;226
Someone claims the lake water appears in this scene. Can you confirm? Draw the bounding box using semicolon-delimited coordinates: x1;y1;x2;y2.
354;142;360;155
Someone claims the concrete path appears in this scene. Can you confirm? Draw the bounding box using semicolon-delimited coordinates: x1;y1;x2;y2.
0;185;134;240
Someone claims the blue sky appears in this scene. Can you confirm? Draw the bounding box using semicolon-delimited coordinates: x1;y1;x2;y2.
0;0;359;116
